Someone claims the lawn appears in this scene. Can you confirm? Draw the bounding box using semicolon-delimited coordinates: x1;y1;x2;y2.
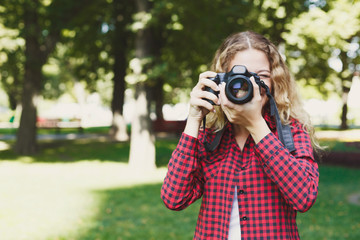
0;136;359;240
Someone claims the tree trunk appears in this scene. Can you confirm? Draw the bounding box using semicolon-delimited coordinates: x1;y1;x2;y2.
340;99;348;130
128;0;156;170
109;0;132;141
15;80;39;155
339;50;353;130
110;60;128;141
15;0;43;155
153;77;164;120
129;83;156;170
340;83;351;130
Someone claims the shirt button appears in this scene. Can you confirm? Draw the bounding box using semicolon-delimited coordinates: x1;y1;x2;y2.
242;216;248;221
239;189;245;194
241;167;246;170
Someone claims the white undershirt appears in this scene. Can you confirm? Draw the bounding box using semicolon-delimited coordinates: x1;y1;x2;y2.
228;186;241;239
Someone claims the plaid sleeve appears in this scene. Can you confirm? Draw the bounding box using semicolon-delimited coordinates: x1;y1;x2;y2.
254;122;319;212
161;133;204;211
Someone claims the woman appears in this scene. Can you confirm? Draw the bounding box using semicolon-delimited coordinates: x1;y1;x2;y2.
161;31;319;240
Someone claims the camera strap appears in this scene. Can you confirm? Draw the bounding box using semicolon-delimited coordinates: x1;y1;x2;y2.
202;82;295;153
261;82;296;152
202;118;226;152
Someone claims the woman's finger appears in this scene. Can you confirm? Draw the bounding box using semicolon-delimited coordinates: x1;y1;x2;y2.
219;82;236;108
199;78;220;92
191;89;219;105
250;76;262;101
199;71;217;79
190;98;215;112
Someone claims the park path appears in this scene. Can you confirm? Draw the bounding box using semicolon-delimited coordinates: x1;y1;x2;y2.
0;132;108;141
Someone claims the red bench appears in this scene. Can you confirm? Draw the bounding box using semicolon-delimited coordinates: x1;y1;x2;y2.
152;120;186;136
37;118;83;133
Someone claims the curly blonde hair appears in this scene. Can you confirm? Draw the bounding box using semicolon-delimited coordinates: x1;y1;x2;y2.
206;31;321;151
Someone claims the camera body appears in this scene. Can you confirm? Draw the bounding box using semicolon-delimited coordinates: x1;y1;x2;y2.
205;65;262;105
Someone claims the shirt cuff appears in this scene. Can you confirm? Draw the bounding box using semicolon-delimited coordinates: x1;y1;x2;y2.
176;132;199;157
255;132;284;165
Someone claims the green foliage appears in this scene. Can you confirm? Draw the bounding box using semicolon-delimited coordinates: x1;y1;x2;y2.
0;0;103;104
284;0;360;97
3;0;357;107
0;16;24;109
155;0;309;104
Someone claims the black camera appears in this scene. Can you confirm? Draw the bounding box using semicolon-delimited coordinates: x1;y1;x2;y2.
205;65;263;104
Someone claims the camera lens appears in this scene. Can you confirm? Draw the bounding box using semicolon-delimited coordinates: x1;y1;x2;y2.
225;77;253;104
230;81;248;99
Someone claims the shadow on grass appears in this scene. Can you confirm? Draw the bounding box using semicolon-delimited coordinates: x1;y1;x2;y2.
0;138;178;167
74;183;200;240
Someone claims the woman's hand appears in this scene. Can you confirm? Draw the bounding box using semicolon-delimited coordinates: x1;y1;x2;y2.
184;71;220;138
219;76;270;143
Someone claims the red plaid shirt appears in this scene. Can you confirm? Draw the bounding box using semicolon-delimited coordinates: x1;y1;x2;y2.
161;112;319;239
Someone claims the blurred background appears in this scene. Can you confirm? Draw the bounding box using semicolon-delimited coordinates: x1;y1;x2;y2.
0;0;359;239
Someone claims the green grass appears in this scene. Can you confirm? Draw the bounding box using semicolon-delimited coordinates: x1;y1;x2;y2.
0;126;113;135
68;165;360;240
0;136;359;239
72;184;200;240
0;137;178;167
0;139;131;163
297;166;360;240
319;140;360;153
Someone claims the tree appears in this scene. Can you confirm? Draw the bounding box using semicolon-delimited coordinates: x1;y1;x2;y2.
283;0;360;129
108;0;134;141
57;0;135;141
128;0;156;170
0;0;96;154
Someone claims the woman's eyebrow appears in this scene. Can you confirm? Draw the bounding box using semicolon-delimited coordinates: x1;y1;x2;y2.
257;69;271;74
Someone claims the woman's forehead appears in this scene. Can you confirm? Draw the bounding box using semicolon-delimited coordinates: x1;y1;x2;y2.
229;49;270;73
